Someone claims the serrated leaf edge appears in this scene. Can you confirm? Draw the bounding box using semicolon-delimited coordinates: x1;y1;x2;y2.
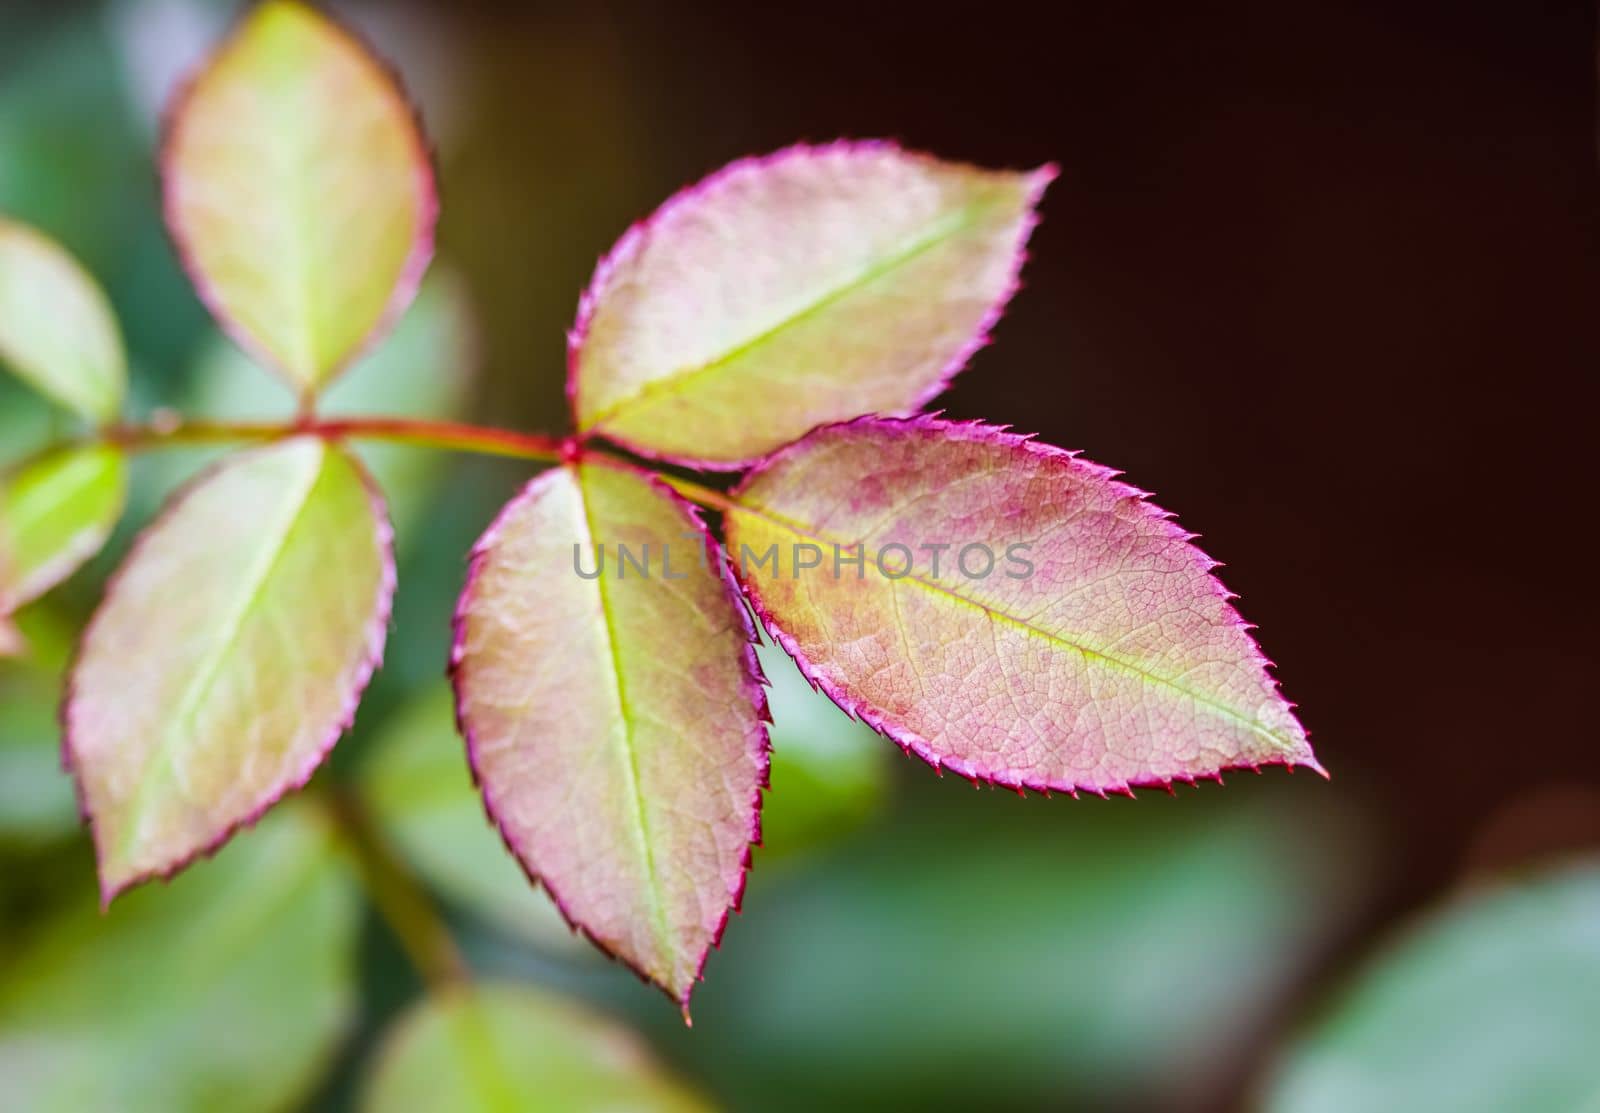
726;412;1324;800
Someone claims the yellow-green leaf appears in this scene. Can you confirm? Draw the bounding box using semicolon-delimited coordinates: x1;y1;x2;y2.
161;0;436;397
65;436;394;902
451;458;768;1009
0;445;128;615
571;142;1051;468
362;984;713;1113
0;219;126;422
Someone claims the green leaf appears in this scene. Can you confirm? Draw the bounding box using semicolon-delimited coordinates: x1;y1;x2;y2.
1;445;128;615
186;271;477;534
362;983;712;1113
0;803;361;1113
161;0;436;397
756;640;888;858
359;686;588;954
452;458;768;1008
570;142;1051;468
0;609;80;845
726;416;1318;795
65;436;394;901
0;219;126;422
1264;862;1600;1113
670;788;1365;1111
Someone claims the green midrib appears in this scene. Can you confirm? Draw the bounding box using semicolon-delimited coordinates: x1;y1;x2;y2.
581;200;996;433
111;444;328;875
573;466;677;989
729;499;1302;755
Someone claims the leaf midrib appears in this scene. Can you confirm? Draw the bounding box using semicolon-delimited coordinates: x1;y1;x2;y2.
582;201;992;432
112;443;328;872
729;499;1300;753
572;466;676;988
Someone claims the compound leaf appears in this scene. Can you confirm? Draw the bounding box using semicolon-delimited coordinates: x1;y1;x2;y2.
571;142;1051;468
363;983;712;1113
0;219;126;422
161;0;436;397
725;416;1318;795
1;445;127;617
65;436;394;902
452;456;768;1010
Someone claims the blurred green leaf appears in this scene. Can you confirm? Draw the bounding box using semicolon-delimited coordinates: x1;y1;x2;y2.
0;220;126;422
362;982;713;1113
757;640;888;858
656;785;1365;1111
0;378;57;465
359;686;586;954
0;610;78;845
182;271;477;534
0;803;361;1112
1;445;128;613
1264;861;1600;1113
0;22;143;267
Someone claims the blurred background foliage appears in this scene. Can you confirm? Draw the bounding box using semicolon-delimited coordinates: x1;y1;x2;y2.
1;0;1596;1109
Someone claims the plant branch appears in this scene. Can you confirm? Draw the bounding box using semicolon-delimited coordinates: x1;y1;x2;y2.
18;414;758;514
654;473;738;514
321;785;468;988
97;413;568;463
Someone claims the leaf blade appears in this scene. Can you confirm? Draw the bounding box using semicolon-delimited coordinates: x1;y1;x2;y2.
451;458;768;1007
362;983;713;1113
725;416;1317;794
65;436;394;900
1;445;128;614
571;142;1051;467
0;219;126;422
161;0;436;395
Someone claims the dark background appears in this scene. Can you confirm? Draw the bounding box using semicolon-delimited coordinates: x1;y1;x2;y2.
1;0;1596;1109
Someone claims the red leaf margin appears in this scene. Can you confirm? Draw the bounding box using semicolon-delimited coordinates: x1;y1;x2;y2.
723;412;1325;801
